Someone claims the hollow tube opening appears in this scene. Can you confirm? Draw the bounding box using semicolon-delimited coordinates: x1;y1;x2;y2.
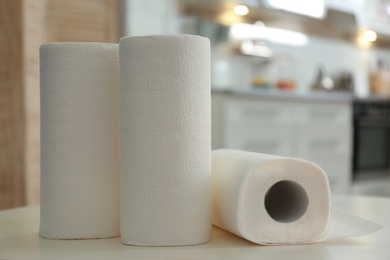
264;180;309;223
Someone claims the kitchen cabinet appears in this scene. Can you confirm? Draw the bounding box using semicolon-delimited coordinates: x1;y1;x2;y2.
359;0;390;36
325;0;364;15
326;0;390;36
212;90;353;194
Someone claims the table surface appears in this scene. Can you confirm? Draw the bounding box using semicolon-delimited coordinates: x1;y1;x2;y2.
0;195;389;260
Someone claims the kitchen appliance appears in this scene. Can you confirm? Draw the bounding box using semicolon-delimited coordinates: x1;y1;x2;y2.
353;100;390;179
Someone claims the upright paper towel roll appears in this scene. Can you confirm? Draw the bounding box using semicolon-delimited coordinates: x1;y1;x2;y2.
212;149;381;245
120;35;211;246
40;43;120;239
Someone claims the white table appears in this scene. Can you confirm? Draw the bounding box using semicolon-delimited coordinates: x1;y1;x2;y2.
0;196;389;260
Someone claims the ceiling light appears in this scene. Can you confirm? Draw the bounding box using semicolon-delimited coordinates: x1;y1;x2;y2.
229;23;266;40
266;27;308;46
239;40;273;57
356;37;371;49
234;5;249;16
266;0;324;19
364;30;377;42
229;23;309;46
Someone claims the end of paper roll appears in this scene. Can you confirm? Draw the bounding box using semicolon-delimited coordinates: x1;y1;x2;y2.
212;149;382;245
212;149;331;245
264;180;309;223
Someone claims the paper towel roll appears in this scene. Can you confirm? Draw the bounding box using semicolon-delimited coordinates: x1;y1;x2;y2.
40;42;120;239
120;35;211;246
212;149;381;245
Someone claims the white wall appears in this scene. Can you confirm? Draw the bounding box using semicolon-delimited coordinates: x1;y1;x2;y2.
119;0;178;37
118;4;389;97
210;34;383;97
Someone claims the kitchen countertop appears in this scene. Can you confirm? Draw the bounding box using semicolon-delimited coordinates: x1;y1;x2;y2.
212;88;390;104
212;88;354;103
0;195;388;260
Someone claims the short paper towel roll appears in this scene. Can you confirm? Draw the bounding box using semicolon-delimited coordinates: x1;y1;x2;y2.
120;35;211;246
212;149;381;245
40;42;120;239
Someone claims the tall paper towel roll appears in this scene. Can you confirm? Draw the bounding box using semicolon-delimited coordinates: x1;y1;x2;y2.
212;149;381;245
120;35;211;246
40;42;120;239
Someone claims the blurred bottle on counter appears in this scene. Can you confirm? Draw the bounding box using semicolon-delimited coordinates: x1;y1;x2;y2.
370;57;390;96
250;53;296;91
311;66;334;91
334;71;354;92
274;54;295;90
251;58;271;89
311;66;355;93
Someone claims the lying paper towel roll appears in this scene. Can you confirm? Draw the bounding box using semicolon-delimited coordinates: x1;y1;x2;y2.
212;149;381;245
40;42;120;239
120;35;211;246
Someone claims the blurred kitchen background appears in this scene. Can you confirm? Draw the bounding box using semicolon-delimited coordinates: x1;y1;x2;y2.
2;0;390;210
